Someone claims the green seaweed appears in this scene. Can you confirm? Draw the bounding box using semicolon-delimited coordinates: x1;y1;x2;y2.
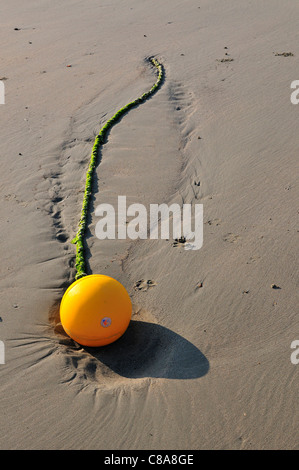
71;57;164;281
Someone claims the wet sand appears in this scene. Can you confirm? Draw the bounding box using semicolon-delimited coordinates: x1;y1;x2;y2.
0;0;298;450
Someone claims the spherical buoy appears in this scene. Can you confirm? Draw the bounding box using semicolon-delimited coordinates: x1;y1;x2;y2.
60;274;132;347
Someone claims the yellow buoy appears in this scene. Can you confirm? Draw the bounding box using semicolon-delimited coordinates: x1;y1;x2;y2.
60;274;132;347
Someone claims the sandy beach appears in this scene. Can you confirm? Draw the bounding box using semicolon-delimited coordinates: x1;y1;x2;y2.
0;0;298;450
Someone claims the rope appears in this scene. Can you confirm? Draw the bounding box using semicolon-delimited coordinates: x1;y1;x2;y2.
71;57;164;280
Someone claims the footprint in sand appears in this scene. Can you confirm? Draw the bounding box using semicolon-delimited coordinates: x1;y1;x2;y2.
274;52;294;57
134;279;157;292
246;255;260;264
172;236;186;247
222;233;240;243
217;57;234;63
205;218;221;226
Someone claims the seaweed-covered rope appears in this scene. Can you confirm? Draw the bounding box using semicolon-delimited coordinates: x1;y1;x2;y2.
71;57;164;280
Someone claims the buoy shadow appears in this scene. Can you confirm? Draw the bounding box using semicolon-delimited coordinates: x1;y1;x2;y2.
84;320;209;380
